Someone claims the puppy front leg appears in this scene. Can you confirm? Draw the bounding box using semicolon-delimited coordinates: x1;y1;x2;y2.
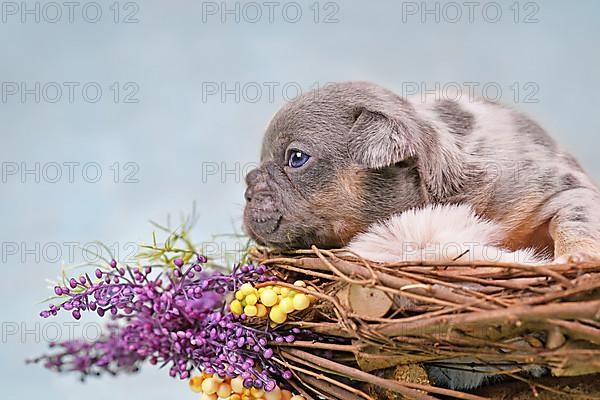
546;188;600;261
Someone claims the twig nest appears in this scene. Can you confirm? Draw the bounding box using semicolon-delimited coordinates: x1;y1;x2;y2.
248;245;600;399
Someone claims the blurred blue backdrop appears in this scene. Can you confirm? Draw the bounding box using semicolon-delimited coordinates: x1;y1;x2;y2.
1;0;599;398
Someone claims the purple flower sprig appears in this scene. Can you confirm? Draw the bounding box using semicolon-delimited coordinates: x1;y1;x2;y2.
27;324;143;379
40;256;271;321
32;255;312;389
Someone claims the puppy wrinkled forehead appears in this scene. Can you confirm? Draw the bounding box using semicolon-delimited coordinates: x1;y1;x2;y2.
259;81;404;162
260;102;353;162
260;115;350;162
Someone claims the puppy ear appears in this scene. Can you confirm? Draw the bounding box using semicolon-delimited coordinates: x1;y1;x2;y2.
348;107;474;200
347;109;418;169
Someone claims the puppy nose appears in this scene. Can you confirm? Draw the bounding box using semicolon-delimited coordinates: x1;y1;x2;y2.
245;168;260;186
244;186;253;202
244;168;268;202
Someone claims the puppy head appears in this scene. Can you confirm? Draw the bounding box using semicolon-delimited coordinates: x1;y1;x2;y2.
243;81;462;249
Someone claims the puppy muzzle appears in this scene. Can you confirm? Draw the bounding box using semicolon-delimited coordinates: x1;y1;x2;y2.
245;192;282;234
244;168;283;238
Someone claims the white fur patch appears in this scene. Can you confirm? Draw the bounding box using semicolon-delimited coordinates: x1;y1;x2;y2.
347;204;547;264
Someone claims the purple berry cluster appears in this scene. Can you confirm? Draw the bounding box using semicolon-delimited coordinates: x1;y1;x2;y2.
30;255;307;389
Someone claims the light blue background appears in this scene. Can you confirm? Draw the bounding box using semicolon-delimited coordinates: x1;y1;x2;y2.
1;1;599;399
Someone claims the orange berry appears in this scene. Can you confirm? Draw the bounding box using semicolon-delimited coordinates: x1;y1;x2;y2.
256;303;268;317
279;298;294;314
230;299;244;315
231;376;244;393
260;289;278;307
245;293;258;305
201;378;219;394
269;305;287;324
292;294;310;311
264;386;282;400
244;304;258;317
216;382;232;398
188;375;204;393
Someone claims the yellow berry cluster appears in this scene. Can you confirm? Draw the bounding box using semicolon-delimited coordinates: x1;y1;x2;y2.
189;373;305;400
229;282;315;324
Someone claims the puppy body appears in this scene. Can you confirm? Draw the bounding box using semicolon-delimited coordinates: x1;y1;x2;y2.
406;94;600;259
244;81;600;260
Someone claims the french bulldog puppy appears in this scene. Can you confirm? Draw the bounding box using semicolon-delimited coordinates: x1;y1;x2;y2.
242;81;591;390
243;81;600;261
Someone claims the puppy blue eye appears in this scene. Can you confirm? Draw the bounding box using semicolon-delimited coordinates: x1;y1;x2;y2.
287;150;310;168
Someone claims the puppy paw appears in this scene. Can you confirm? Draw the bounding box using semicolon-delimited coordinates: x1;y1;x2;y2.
425;365;499;390
425;363;548;390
